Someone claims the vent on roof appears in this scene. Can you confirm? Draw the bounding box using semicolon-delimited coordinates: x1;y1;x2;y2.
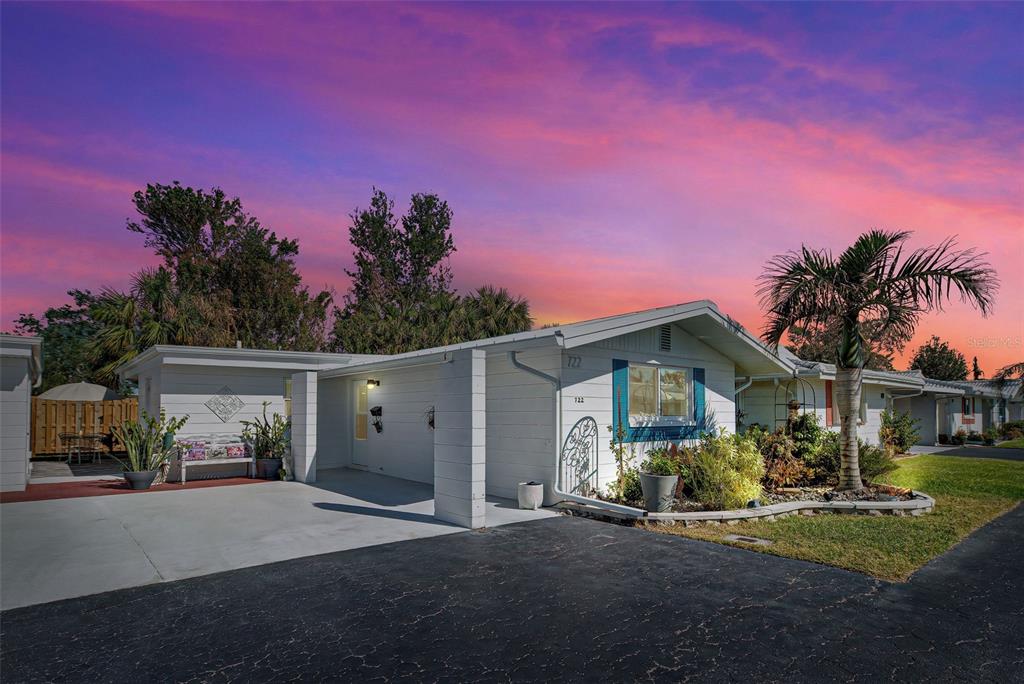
659;324;672;351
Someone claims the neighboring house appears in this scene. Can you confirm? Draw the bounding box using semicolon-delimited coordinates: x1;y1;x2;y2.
891;377;1023;444
118;301;793;528
0;335;42;492
738;347;923;446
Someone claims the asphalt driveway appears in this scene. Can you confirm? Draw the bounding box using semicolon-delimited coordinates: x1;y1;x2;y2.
940;445;1024;461
3;506;1022;682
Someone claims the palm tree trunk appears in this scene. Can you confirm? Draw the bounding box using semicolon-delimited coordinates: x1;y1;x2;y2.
834;366;863;491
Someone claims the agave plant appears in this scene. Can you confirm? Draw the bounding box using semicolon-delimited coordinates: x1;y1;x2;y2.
111;410;189;473
241;402;290;460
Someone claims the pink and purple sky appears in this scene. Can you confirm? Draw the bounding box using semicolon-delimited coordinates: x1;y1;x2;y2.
2;2;1021;370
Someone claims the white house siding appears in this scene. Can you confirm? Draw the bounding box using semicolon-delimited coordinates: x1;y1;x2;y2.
893;395;938;445
741;378;889;445
158;365;294;479
1;357;32;492
485;348;558;500
319;365;439;485
561;325;737;493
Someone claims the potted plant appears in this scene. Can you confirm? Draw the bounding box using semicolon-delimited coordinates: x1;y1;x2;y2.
242;402;290;479
951;429;968;446
111;410;188;490
638;449;679;513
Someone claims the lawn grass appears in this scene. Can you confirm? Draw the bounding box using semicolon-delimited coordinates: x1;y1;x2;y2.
652;455;1024;581
996;438;1024;449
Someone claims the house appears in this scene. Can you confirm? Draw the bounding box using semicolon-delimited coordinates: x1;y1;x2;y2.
117;300;794;528
737;348;924;445
0;335;43;492
892;377;1024;443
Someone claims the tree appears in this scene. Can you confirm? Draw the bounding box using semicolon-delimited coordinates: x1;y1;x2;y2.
462;286;533;340
90;268;237;381
909;336;968;381
759;230;996;490
126;182;331;352
972;356;983;380
332;189;532;353
13;290;103;393
84;182;331;380
786;324;895;370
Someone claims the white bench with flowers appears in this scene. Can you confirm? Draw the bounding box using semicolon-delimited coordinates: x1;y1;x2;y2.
176;435;254;483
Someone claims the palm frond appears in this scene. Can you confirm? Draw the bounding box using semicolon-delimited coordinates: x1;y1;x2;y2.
881;236;998;314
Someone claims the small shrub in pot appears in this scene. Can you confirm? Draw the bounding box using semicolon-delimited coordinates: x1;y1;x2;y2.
242;402;290;479
111;410;189;490
638;449;679;512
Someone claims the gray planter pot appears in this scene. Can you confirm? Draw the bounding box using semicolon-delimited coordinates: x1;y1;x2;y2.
256;458;283;480
639;472;678;512
124;470;158;490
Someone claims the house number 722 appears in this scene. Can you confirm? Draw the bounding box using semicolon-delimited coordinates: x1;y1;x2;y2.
574;397;584;404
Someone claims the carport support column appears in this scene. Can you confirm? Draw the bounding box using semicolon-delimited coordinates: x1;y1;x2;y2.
291;371;317;483
434;349;486;529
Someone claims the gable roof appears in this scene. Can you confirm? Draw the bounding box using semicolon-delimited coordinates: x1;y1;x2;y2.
775;347;925;390
321;300;795;378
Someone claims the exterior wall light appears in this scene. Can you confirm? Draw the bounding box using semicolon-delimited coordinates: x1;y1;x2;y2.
366;379;380;388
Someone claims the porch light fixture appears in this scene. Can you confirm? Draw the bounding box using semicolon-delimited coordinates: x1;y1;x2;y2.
366;379;380;388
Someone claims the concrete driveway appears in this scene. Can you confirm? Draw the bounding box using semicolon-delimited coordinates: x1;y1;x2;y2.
0;469;554;610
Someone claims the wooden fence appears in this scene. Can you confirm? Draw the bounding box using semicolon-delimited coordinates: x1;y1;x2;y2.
30;398;139;456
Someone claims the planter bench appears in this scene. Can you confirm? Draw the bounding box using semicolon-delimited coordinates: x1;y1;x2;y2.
180;457;254;484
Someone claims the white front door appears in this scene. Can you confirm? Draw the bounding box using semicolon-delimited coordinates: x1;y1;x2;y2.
352;380;369;467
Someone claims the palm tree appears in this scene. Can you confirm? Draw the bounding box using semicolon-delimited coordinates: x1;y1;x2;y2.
759;230;997;490
995;362;1024;380
90;268;235;380
462;285;533;339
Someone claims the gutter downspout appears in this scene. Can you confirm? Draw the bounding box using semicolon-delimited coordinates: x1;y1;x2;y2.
733;377;753;396
508;349;644;516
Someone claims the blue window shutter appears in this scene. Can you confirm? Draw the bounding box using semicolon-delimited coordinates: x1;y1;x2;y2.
693;368;706;429
612;359;629;440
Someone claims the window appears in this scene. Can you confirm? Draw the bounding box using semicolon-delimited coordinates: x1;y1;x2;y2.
355;382;368;440
628;364;691;421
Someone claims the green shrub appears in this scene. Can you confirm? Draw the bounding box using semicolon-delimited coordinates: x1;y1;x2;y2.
787;412;824;462
879;409;920;453
621;468;643;505
999;421;1024;440
812;431;898;484
689;430;764;510
983;427;998;446
858;442;899;481
640;449;677;476
951;429;968;446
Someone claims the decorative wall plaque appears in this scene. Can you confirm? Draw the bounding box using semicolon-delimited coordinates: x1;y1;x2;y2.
205;386;245;423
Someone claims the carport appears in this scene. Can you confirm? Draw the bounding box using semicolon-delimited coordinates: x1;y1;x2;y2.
295;349;488;529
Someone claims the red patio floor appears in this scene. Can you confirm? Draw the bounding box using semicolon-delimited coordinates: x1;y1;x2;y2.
1;477;269;504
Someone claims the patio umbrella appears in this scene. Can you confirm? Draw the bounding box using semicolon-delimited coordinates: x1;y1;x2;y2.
38;382;120;401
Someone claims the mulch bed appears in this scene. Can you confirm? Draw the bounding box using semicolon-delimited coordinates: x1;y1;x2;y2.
1;477;270;504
